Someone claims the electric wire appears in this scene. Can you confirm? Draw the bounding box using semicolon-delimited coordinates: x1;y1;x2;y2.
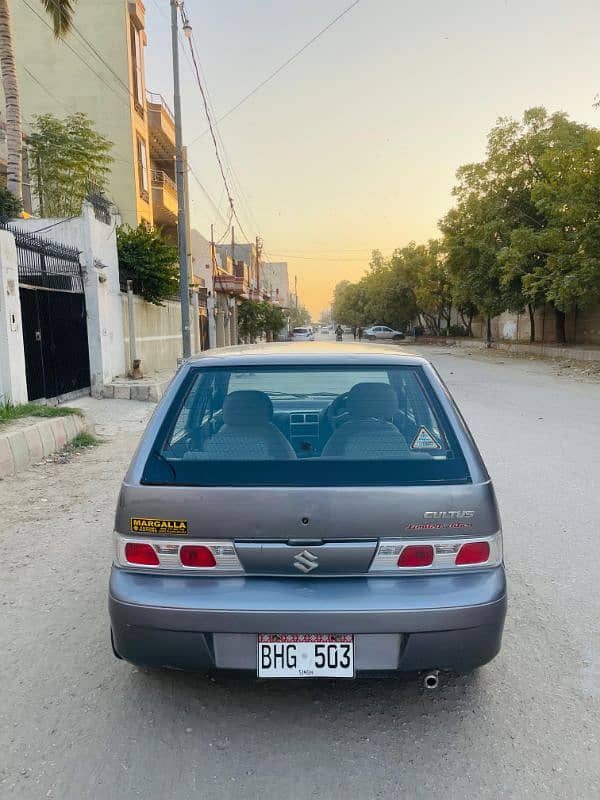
187;0;363;146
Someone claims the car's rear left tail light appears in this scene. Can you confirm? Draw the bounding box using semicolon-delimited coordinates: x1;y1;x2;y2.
125;542;160;566
115;536;243;573
180;545;216;568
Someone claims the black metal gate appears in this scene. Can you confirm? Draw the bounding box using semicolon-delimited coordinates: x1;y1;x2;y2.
7;225;91;401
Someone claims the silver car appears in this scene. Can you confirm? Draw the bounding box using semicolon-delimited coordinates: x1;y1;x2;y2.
364;325;405;341
109;344;506;682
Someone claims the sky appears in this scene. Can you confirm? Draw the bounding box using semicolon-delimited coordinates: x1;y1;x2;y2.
144;0;600;318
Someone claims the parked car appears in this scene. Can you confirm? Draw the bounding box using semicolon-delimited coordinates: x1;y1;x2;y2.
290;327;314;341
364;325;405;341
110;344;506;681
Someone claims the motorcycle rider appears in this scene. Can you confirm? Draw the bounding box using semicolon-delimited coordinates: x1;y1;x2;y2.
335;324;343;341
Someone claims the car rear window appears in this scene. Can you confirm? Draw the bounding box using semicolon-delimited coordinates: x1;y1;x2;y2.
292;328;309;334
142;366;470;486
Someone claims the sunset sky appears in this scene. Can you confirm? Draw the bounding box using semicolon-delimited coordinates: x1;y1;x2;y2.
144;0;600;317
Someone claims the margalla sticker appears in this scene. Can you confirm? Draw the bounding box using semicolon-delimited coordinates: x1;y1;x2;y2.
130;517;188;535
411;426;441;450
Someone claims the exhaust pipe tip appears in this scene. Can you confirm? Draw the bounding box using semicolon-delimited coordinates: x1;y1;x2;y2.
423;670;440;690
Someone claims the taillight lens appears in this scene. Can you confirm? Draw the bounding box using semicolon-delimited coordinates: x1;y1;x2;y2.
180;545;216;568
125;542;159;566
398;544;434;568
456;541;490;565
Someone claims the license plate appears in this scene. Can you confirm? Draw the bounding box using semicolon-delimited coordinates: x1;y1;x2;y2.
257;634;354;678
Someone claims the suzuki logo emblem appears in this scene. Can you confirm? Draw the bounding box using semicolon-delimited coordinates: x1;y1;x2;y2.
293;549;319;573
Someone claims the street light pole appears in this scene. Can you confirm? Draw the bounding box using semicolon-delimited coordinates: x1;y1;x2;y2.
171;0;191;359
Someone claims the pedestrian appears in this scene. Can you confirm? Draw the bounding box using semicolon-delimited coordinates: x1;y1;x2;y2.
352;325;357;341
358;326;363;341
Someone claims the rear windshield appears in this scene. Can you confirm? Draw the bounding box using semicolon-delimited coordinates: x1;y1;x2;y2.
292;328;309;334
142;365;470;486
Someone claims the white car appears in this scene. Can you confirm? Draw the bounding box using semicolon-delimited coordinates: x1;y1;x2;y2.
290;327;315;341
364;325;405;341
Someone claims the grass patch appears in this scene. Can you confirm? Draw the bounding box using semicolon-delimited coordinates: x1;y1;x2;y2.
0;402;82;425
68;432;101;449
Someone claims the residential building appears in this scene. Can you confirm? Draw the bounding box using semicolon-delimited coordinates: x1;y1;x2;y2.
261;261;290;308
1;0;157;226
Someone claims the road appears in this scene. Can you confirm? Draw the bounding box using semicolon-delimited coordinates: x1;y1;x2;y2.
1;345;599;800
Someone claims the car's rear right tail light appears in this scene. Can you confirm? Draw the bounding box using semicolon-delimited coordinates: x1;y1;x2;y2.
369;532;502;573
398;545;434;568
125;542;160;566
456;541;490;565
180;545;217;568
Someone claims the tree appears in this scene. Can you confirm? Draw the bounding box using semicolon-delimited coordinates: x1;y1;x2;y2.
287;304;311;328
237;300;287;343
117;223;179;305
261;302;286;341
0;185;22;219
0;0;76;200
28;113;113;217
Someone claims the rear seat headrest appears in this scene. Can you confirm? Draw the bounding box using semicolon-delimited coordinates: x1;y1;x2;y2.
222;390;274;426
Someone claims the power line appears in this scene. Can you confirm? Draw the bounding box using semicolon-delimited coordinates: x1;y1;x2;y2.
45;0;133;101
180;6;235;211
22;67;133;165
187;0;363;147
20;0;134;111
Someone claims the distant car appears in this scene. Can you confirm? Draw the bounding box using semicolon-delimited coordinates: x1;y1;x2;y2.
290;327;314;341
109;343;506;680
364;325;405;341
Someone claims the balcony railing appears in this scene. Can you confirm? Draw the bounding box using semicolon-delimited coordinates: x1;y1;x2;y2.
214;273;249;297
146;91;175;123
151;169;177;195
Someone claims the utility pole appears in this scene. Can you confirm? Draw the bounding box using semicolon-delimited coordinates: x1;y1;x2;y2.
255;235;263;295
231;225;235;272
295;275;298;308
171;0;191;359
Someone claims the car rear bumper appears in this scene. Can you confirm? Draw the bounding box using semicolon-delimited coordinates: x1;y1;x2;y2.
109;566;507;673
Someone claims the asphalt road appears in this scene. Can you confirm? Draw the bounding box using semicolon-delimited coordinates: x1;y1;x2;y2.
1;346;599;799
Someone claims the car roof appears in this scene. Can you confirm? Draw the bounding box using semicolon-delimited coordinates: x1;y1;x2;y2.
185;342;430;367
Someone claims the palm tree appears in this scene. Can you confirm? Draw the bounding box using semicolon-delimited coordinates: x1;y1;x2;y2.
0;0;76;200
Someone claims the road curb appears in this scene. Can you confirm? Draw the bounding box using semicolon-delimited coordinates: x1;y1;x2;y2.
0;413;95;479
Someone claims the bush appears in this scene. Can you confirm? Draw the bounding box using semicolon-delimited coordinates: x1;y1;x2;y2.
0;186;23;219
117;223;179;305
448;324;468;337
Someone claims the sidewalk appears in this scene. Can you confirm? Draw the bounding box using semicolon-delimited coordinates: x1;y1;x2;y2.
410;336;600;363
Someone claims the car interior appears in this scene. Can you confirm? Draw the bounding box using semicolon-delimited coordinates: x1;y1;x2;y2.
166;372;449;461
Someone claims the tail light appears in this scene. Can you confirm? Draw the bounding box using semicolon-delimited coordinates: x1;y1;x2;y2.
370;532;502;573
398;545;434;568
180;545;217;568
115;535;243;573
456;541;490;565
125;542;160;566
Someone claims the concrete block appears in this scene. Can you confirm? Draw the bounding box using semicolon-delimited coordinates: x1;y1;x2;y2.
50;418;67;450
37;420;56;456
102;384;115;399
24;426;44;462
62;415;78;441
148;384;163;403
113;385;132;400
7;431;30;472
131;385;150;401
80;414;95;435
0;437;15;478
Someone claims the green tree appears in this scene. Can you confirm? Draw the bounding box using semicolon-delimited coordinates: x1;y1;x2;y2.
261;302;286;341
0;185;23;219
117;223;179;305
288;304;311;328
28;113;113;217
0;0;76;199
